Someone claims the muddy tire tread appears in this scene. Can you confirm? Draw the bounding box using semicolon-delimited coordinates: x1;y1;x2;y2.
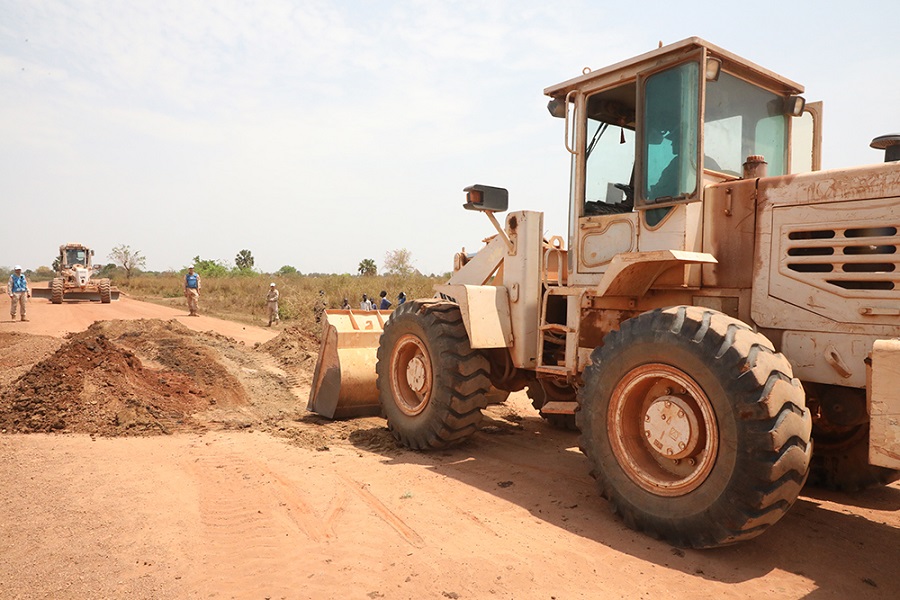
377;301;491;450
577;306;812;548
50;278;63;304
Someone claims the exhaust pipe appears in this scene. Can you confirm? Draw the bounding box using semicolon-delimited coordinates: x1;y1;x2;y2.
870;134;900;162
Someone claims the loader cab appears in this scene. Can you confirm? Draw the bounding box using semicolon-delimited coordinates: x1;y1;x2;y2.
546;38;821;281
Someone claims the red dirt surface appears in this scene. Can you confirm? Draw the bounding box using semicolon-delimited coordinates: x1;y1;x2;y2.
0;296;898;600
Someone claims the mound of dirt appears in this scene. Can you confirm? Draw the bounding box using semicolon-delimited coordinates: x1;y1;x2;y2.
0;321;249;436
0;318;389;450
257;326;320;386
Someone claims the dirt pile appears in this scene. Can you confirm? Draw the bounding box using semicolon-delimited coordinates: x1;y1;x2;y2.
0;320;249;436
0;318;370;446
257;326;320;386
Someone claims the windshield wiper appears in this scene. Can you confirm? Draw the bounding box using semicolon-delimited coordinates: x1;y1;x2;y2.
586;122;609;159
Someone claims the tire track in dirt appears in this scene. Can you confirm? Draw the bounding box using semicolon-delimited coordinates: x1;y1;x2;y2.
338;473;425;548
183;452;312;596
183;447;428;596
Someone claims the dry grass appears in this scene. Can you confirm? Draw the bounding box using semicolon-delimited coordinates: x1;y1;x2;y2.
120;273;444;330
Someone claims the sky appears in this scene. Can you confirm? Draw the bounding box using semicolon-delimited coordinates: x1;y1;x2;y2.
2;0;899;275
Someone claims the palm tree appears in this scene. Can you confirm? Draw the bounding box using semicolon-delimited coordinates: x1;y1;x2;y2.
235;249;255;270
358;258;377;276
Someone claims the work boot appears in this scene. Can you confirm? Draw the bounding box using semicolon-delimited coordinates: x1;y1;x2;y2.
20;317;27;322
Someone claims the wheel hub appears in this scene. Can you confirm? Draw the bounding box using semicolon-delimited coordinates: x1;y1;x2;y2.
608;363;718;496
406;357;427;393
643;395;700;460
391;334;433;416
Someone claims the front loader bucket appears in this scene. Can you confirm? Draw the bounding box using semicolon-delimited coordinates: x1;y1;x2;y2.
307;309;389;419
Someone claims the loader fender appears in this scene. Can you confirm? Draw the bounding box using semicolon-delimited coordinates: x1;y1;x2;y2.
869;339;900;470
595;250;717;297
433;284;512;349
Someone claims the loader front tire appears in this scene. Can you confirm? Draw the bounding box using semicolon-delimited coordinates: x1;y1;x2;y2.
50;278;64;304
376;300;492;450
577;306;812;548
98;279;111;303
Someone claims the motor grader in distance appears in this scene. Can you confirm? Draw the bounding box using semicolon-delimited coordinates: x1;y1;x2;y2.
309;37;900;548
32;243;118;303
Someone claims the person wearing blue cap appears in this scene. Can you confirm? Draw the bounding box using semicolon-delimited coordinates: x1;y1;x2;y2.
8;265;30;321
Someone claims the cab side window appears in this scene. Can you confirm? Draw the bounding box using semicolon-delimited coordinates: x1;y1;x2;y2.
582;86;636;217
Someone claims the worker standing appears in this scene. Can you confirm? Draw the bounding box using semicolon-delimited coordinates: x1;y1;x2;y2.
314;290;327;324
8;265;30;321
379;290;392;310
266;282;280;326
184;266;201;316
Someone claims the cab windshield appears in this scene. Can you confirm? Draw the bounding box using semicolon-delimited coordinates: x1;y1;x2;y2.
66;249;87;266
705;71;788;176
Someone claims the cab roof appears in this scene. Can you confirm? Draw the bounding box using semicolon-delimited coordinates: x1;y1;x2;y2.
544;37;804;99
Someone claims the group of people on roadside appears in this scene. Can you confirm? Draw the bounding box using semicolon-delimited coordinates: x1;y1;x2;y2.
356;290;405;311
182;265;412;328
7;262;409;328
182;266;283;327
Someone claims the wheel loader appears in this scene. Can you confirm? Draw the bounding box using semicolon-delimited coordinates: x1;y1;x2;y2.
31;243;119;303
308;37;900;548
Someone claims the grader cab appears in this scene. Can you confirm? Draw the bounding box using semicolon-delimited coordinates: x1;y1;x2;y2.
309;37;900;548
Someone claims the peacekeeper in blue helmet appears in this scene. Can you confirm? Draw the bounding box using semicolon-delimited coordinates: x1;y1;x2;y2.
8;265;30;321
184;265;201;316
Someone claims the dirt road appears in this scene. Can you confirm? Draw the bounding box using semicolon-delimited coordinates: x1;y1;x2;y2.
0;297;898;599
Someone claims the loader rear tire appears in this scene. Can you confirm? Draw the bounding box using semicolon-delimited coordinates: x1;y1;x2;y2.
527;380;578;430
98;279;111;303
808;425;900;492
50;278;64;304
577;306;812;548
376;300;492;450
805;385;900;491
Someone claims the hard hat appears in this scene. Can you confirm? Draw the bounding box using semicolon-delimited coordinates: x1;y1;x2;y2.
14;265;22;270
270;282;276;286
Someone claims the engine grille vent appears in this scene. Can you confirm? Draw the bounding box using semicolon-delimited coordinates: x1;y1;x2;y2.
785;226;899;291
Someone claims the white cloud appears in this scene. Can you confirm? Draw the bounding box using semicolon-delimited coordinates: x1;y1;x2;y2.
2;0;900;274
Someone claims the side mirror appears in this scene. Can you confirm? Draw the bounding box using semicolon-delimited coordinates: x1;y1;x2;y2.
463;184;508;213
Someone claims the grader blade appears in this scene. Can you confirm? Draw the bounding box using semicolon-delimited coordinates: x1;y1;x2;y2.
307;309;388;419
